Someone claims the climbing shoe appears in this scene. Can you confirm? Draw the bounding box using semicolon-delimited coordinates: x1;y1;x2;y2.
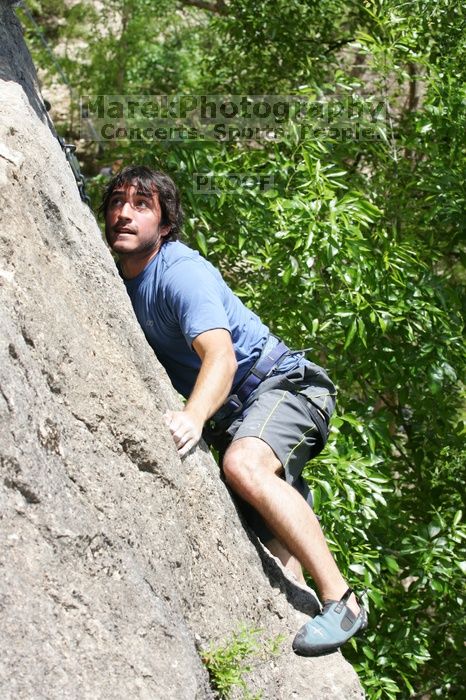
292;588;367;657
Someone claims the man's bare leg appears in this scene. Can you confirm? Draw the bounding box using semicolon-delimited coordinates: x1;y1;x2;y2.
222;436;359;615
265;538;307;586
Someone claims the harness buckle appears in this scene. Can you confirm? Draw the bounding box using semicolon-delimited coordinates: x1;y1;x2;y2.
226;394;243;413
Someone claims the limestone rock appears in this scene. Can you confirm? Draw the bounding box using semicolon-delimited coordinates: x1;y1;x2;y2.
0;3;364;698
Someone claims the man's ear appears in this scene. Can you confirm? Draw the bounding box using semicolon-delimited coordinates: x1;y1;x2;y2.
160;225;171;238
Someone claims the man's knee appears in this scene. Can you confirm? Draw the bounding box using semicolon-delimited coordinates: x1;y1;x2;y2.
222;438;280;499
222;446;259;497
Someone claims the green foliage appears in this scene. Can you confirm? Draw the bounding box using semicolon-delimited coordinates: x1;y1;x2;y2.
18;0;466;696
195;0;355;92
201;627;284;699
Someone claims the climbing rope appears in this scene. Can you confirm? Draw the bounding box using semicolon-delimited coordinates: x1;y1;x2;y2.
17;2;93;205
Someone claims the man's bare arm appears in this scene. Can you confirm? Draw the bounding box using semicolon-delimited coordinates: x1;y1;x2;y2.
164;328;238;457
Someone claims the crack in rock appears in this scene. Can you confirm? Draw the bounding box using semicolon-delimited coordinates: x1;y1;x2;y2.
4;477;41;503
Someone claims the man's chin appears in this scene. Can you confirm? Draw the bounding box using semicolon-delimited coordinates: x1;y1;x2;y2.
109;241;134;254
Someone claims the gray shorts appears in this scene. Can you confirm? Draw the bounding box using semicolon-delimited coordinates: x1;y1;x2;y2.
209;359;336;542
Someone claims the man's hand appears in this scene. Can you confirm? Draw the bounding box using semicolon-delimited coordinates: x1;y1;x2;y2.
164;329;237;459
163;409;204;458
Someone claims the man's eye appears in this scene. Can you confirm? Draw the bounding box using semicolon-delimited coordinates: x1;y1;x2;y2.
136;200;148;208
110;197;124;206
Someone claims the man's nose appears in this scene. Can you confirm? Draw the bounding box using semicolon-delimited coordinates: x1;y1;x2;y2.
118;201;133;219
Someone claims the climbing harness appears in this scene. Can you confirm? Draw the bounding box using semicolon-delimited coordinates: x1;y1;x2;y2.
213;336;290;422
207;335;330;456
210;335;331;452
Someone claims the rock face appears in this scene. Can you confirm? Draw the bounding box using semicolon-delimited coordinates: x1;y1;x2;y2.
0;3;364;698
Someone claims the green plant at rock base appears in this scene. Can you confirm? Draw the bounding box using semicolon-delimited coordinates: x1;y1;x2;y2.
201;627;284;700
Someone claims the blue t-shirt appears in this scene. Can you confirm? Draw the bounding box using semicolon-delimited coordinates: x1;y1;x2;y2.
123;241;270;398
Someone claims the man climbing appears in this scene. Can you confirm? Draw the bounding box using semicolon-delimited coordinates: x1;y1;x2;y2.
101;165;367;656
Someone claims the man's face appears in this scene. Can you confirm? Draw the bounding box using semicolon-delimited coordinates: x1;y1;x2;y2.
105;183;169;258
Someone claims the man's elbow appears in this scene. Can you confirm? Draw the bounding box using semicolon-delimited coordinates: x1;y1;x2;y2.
227;349;238;380
220;344;237;387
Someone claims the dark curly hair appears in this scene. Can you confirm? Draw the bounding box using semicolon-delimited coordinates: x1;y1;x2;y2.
100;165;183;241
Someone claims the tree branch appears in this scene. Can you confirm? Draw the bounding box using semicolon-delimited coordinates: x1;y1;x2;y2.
179;0;229;14
407;62;419;113
324;37;355;55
